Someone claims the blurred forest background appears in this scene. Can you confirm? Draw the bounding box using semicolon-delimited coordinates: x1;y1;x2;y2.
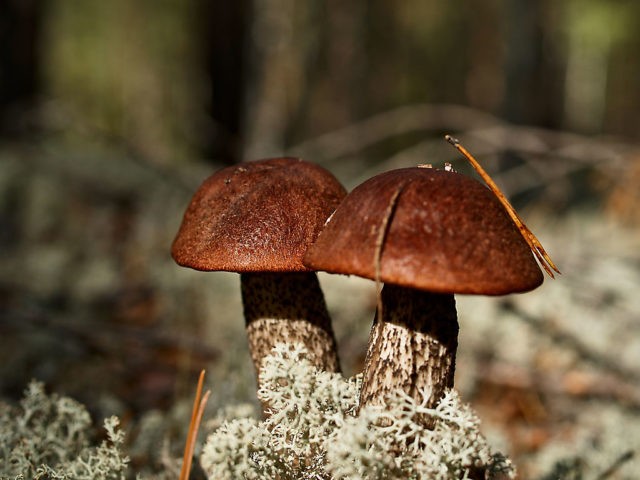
1;0;639;477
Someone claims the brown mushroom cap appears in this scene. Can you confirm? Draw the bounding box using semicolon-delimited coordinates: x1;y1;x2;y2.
303;167;543;295
172;157;347;273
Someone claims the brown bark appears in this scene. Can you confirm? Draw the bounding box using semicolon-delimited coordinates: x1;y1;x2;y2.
241;271;341;387
0;0;43;136
359;285;459;422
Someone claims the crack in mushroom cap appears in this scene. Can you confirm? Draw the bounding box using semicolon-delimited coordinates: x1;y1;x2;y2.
172;158;347;273
303;167;543;295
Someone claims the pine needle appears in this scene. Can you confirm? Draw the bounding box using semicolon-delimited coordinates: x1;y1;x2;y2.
179;370;211;480
445;134;560;278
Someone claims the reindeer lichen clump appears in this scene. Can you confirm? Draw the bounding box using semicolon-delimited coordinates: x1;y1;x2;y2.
200;343;516;480
0;381;130;480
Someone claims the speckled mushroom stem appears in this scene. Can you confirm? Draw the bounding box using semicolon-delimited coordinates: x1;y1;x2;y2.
359;285;459;425
241;271;341;387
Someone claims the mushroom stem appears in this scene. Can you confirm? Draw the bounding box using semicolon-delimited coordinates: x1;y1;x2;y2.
241;271;341;387
359;284;458;423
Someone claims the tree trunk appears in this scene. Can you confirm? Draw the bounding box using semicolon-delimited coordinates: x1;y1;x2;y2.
0;0;44;136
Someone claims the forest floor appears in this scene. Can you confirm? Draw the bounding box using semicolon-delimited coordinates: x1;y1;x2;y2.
1;126;639;478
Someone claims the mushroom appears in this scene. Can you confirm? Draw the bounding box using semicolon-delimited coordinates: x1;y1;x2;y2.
303;166;543;418
172;157;346;388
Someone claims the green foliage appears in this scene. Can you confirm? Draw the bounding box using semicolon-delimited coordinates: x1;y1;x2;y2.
0;381;130;480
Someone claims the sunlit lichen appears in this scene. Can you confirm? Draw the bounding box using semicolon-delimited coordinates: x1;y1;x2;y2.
200;343;515;479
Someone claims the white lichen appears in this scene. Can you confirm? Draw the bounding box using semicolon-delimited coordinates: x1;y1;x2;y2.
0;381;130;480
527;402;639;479
200;343;515;479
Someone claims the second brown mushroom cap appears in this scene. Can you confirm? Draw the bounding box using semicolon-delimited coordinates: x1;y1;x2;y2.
304;167;543;416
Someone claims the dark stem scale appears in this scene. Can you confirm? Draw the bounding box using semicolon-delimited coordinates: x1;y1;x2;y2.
241;272;341;386
359;285;458;423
